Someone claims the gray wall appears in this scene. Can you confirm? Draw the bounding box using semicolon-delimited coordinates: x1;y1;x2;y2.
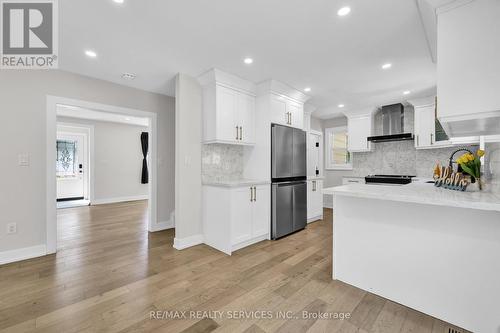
57;117;150;201
0;70;175;253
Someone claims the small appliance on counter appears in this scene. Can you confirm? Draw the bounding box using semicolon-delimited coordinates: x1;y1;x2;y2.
365;175;415;185
271;124;307;239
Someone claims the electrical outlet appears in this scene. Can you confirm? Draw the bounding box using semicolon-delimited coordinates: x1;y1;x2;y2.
18;154;30;166
7;223;17;234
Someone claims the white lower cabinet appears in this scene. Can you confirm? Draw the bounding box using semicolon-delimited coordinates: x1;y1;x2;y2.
203;184;270;255
307;179;323;223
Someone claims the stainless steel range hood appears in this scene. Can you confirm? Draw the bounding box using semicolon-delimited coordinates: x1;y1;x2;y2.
367;103;414;143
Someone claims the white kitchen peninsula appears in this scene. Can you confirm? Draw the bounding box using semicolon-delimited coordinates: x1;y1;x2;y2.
324;182;500;333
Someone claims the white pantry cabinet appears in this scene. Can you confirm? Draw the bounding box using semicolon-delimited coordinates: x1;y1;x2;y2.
436;0;500;136
270;94;304;128
307;179;323;223
198;69;256;145
203;184;270;255
347;114;373;152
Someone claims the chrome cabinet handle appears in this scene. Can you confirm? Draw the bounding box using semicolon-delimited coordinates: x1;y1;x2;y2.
239;126;242;141
430;133;434;145
250;187;253;201
236;126;239;140
253;187;256;202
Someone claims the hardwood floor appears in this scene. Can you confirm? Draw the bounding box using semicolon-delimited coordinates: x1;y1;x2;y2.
0;201;467;333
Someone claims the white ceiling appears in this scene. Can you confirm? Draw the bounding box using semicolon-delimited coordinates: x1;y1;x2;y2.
59;0;437;119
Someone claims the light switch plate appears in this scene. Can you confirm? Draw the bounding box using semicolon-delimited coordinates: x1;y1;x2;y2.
18;154;30;166
7;223;17;234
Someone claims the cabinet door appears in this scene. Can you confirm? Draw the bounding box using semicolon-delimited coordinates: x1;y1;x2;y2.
271;95;288;125
313;180;323;218
348;115;372;152
308;133;321;178
237;93;255;144
288;100;303;129
307;180;314;220
231;187;253;245
414;106;434;148
252;185;270;238
216;85;238;142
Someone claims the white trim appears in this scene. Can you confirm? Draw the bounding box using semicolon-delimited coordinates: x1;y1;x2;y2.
173;234;204;250
46;96;158;256
151;211;175;232
91;195;149;205
307;215;324;224
0;245;47;266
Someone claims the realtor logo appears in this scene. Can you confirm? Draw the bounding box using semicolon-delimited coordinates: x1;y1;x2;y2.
1;0;58;69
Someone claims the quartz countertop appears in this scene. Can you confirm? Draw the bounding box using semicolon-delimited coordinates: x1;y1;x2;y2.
323;181;500;212
202;179;270;187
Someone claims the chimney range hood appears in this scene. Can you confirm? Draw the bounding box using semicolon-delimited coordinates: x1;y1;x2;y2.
367;103;414;143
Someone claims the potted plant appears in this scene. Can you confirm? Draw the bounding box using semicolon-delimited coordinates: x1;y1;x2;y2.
456;150;485;191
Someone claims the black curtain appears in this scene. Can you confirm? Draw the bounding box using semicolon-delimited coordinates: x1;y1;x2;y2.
141;132;149;184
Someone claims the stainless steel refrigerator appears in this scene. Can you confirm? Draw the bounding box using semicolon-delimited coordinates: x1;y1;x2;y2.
271;124;307;239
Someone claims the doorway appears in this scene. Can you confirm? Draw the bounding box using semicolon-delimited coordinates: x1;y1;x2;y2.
46;96;158;254
56;124;92;209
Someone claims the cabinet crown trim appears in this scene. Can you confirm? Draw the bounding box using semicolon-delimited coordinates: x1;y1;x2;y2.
257;80;310;103
198;68;257;95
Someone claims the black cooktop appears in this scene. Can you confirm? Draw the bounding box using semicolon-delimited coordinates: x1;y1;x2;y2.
365;175;416;185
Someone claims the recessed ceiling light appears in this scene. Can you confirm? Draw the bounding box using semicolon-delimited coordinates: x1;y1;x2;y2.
403;90;411;95
337;6;351;16
304;87;311;92
122;73;136;80
113;0;124;3
243;57;253;65
125;117;131;121
381;63;392;70
85;50;97;58
338;104;345;108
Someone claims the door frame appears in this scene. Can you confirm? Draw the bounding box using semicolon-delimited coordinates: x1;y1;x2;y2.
56;122;94;202
46;96;158;254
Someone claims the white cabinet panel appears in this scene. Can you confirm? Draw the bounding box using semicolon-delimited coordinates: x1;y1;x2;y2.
307;132;322;178
231;187;253;245
237;92;255;144
307;180;323;222
347;115;373;152
216;85;239;142
414;104;434;148
252;185;270;237
288;100;303;129
437;0;500;136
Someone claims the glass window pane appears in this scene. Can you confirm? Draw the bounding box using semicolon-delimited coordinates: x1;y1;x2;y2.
56;140;77;177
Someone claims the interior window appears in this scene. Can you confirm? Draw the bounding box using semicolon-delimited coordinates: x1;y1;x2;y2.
325;126;352;170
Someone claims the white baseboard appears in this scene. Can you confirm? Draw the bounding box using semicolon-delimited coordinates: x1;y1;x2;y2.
173;234;204;250
92;195;149;205
0;244;47;266
150;219;174;232
307;215;324;223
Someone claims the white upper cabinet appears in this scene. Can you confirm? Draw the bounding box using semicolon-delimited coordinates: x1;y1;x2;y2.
411;96;479;149
436;0;500;136
198;69;256;145
270;94;304;128
259;80;309;130
347;114;373;152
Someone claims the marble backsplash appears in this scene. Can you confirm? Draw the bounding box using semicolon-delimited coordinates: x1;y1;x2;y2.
351;141;479;179
202;143;244;182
